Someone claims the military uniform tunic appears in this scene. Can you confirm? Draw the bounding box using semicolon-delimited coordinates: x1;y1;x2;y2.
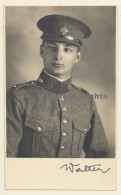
7;70;109;158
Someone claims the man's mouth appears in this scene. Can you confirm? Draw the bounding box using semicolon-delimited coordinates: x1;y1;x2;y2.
52;63;64;66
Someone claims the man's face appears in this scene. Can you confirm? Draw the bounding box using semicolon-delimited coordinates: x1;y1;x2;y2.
40;40;81;79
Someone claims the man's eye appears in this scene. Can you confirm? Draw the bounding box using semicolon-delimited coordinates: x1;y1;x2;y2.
64;47;72;53
48;46;56;51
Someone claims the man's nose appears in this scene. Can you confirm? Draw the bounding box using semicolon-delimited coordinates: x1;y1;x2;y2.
54;48;63;60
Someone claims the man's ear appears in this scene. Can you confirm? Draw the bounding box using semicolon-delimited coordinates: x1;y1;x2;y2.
40;45;44;57
75;51;81;63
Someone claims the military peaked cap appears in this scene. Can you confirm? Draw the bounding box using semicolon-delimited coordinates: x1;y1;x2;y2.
37;14;91;46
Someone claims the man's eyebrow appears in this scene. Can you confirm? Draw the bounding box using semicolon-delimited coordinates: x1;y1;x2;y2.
63;43;75;47
47;41;56;45
47;41;74;47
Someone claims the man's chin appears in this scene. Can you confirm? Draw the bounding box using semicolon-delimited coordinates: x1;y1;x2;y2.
49;70;65;76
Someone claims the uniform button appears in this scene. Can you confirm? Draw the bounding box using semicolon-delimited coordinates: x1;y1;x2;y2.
63;119;67;124
84;128;87;132
61;146;64;150
63;132;66;137
38;126;42;131
63;107;67;111
39;78;43;83
31;81;34;84
60;96;64;101
13;85;16;88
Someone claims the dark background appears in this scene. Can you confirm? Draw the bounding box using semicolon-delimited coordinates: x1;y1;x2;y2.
6;6;116;157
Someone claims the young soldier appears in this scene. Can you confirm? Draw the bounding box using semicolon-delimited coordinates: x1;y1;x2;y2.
7;14;109;158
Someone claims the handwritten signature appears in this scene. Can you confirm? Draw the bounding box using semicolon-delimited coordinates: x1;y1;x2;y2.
60;163;110;173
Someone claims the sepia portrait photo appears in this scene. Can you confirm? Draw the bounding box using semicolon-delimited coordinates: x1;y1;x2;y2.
4;4;117;191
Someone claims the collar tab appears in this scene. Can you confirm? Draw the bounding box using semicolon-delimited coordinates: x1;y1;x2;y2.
37;70;72;93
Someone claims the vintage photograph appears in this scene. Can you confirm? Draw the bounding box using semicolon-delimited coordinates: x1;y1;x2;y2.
6;6;115;158
3;4;119;191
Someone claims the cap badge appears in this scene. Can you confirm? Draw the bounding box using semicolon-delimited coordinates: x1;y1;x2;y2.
59;26;69;35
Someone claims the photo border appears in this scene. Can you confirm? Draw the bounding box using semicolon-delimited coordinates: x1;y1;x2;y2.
0;0;121;194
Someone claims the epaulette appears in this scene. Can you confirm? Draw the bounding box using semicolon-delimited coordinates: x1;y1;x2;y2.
11;80;37;90
72;84;90;95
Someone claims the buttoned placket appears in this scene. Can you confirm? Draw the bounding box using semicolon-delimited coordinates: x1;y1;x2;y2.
57;94;69;157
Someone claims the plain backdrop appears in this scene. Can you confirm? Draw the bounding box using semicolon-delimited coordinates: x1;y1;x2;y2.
5;6;115;157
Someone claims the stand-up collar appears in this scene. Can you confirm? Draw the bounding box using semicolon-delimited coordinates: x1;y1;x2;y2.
37;70;72;94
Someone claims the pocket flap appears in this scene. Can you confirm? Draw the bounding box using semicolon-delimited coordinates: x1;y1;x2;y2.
72;119;91;133
25;117;55;132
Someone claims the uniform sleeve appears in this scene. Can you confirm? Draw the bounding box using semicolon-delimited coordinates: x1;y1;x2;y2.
7;88;24;157
84;99;110;158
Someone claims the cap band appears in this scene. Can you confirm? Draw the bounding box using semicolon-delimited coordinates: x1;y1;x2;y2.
41;34;83;46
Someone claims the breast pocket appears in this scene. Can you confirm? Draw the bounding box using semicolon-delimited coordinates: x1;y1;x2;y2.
22;117;55;157
71;119;91;156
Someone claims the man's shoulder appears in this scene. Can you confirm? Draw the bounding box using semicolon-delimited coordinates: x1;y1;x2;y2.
9;80;38;91
7;80;39;99
72;84;90;95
